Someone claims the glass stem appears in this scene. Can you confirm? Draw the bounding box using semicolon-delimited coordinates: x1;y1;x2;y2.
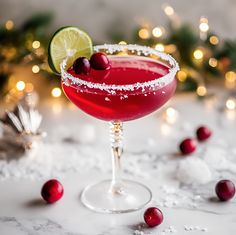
109;121;124;195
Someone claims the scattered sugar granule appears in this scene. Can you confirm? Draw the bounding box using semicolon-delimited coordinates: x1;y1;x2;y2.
184;225;208;232
169;225;177;233
134;230;144;235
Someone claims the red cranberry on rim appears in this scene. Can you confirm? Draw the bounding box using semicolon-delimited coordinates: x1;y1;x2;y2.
73;57;91;74
41;179;64;203
144;207;163;227
196;126;212;141
90;52;110;70
215;180;235;201
179;138;197;155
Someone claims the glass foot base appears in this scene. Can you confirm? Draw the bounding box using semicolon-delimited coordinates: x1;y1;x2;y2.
81;179;152;213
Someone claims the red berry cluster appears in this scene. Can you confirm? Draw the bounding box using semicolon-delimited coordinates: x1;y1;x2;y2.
179;125;212;155
73;52;110;75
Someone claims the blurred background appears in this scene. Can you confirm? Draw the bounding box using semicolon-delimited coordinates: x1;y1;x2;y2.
1;0;236;40
0;0;236;108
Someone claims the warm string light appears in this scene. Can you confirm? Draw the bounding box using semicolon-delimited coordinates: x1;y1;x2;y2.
199;17;209;40
16;81;25;91
225;71;236;89
51;87;62;98
32;65;40;73
32;40;41;49
138;25;165;47
155;43;165;52
152;27;164;38
226;98;236;110
163;107;179;124
163;5;174;16
138;28;150;39
5;20;14;30
199;17;209;32
225;98;236;120
118;41;127;45
117;41;128;55
209;36;219;45
209;58;218;67
162;4;180;27
177;70;187;82
193;49;204;60
197;85;207;97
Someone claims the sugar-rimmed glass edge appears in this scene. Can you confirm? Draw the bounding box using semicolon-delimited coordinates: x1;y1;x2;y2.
61;44;179;93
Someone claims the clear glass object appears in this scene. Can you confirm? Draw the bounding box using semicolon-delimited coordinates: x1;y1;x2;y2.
60;44;179;213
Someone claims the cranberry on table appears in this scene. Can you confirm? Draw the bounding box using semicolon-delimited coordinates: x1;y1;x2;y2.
179;138;197;155
73;57;91;74
144;207;163;227
196;126;212;141
215;180;235;201
41;179;64;203
90;52;110;70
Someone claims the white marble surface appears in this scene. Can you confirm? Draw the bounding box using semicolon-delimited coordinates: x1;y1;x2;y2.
0;93;236;235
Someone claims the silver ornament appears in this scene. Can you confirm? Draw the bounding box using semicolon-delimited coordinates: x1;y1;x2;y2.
1;105;46;151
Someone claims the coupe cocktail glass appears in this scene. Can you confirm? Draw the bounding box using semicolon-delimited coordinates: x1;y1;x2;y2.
61;44;179;213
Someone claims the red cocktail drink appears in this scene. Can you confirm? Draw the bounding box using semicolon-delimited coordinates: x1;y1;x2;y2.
62;56;176;121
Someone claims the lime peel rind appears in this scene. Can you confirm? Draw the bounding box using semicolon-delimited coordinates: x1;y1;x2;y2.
48;26;93;74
